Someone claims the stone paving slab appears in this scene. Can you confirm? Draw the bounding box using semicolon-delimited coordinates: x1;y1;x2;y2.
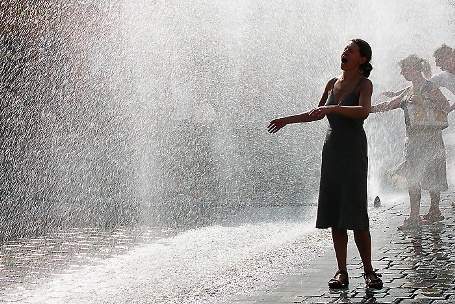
234;192;455;303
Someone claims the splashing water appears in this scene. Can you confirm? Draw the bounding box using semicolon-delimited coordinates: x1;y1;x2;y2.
0;0;454;302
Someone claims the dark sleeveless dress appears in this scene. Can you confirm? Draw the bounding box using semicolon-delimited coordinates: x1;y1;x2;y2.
315;78;369;231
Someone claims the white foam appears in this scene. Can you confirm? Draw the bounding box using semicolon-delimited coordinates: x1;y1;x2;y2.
6;214;330;303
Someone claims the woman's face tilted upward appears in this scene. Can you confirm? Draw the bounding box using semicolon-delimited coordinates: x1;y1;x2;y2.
340;41;366;72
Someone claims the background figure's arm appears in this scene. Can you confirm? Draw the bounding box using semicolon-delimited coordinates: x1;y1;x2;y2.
371;99;400;112
382;88;407;98
371;89;406;113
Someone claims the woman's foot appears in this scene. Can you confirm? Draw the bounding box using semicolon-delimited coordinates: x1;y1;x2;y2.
398;217;422;230
422;211;444;223
328;270;349;289
364;270;383;289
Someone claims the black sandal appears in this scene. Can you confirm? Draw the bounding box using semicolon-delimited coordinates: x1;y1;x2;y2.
364;270;383;289
328;270;349;289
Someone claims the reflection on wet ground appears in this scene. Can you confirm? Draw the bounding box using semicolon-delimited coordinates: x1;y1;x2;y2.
331;195;455;303
0;226;163;295
383;208;455;302
234;193;455;303
0;201;313;301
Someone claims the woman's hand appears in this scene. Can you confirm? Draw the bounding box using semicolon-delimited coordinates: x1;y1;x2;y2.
309;106;336;119
267;118;287;133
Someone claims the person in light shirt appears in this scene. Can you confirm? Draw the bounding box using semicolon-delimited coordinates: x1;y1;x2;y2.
432;44;455;208
431;44;455;104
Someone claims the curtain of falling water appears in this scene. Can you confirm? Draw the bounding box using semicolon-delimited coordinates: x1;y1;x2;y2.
0;0;454;238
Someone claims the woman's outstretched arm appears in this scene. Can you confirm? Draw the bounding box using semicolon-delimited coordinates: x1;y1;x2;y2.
370;88;406;113
267;111;321;133
267;79;333;133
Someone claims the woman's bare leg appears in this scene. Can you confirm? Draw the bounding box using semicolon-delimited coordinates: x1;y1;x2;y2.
408;188;421;220
332;228;348;272
353;229;373;272
398;188;422;229
427;191;442;216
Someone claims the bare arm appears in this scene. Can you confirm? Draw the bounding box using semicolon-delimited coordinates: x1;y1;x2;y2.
370;89;406;113
267;79;333;133
383;88;406;98
309;79;373;119
267;108;322;134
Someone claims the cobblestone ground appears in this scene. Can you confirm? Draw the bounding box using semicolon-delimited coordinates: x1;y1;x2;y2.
234;192;455;304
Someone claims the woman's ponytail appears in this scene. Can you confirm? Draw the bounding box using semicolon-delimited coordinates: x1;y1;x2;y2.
351;39;373;78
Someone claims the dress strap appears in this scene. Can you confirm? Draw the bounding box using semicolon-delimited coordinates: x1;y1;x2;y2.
353;78;364;91
331;77;338;90
332;77;363;92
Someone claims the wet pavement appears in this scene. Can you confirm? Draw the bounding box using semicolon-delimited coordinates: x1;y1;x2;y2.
0;193;454;303
233;192;455;304
0;226;164;298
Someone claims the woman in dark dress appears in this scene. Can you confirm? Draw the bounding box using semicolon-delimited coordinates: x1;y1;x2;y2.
268;39;382;289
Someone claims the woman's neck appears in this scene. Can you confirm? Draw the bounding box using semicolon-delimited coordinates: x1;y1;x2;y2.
340;70;363;81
